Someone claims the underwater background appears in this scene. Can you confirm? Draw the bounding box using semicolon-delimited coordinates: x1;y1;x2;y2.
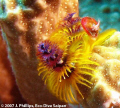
0;0;120;108
79;0;120;32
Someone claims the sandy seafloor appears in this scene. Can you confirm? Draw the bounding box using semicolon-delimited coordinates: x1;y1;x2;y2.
79;0;120;32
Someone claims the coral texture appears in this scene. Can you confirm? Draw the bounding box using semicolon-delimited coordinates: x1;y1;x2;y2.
79;31;120;108
0;0;120;108
0;27;14;103
0;0;78;105
91;31;120;108
0;27;26;104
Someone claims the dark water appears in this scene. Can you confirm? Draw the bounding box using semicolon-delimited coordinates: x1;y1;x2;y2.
79;0;120;32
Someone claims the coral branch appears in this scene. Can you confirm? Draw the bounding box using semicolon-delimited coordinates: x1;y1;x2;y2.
0;0;79;105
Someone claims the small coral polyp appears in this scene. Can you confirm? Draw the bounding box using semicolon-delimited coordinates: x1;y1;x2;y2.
37;13;116;104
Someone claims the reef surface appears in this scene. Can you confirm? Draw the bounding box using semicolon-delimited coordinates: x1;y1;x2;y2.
0;0;120;108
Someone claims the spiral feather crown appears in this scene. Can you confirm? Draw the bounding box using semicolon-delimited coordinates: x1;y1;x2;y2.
37;13;116;104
